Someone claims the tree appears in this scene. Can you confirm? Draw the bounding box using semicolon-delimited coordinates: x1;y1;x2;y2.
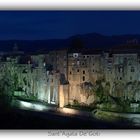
80;82;95;99
80;80;105;103
94;80;103;100
13;73;18;90
0;74;14;108
104;82;111;101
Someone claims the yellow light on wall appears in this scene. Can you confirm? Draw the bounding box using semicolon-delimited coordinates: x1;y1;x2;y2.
60;108;80;115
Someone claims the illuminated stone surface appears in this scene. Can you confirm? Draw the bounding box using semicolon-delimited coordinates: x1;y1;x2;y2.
1;47;140;107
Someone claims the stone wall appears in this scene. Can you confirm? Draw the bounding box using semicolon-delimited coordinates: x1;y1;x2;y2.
59;85;69;108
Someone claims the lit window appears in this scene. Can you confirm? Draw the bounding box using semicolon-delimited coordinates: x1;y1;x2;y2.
118;66;123;73
77;61;80;65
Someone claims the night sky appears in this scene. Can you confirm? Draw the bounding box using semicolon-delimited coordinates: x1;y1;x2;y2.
0;11;140;40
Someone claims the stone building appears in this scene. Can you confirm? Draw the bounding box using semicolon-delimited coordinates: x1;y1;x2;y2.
1;45;140;107
0;53;60;105
68;50;103;104
103;48;140;100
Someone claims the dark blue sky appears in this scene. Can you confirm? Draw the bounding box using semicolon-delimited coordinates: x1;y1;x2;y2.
0;11;140;40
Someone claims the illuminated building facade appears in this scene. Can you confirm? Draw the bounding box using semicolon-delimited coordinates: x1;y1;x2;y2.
1;46;140;107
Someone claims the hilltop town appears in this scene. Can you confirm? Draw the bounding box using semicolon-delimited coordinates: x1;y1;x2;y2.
0;42;140;111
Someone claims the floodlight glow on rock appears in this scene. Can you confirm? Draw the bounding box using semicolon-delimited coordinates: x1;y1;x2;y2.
19;100;47;111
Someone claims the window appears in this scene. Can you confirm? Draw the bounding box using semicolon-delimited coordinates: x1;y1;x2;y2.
131;67;135;72
129;62;132;65
93;63;94;66
77;69;79;72
118;66;123;73
83;70;85;74
70;71;72;75
73;53;78;58
77;61;80;65
83;76;85;81
124;57;127;61
93;69;94;72
120;77;122;80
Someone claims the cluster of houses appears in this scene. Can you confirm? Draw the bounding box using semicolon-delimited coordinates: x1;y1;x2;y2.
0;44;140;107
